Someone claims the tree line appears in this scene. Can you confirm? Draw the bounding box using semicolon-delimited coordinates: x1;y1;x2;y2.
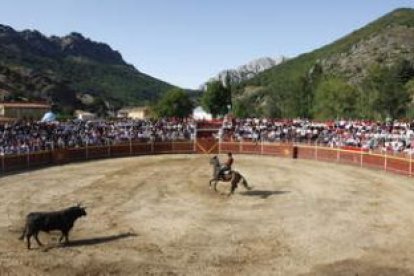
221;59;414;120
152;59;414;120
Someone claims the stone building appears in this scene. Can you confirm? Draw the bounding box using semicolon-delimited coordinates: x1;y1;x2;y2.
117;106;151;119
0;102;51;120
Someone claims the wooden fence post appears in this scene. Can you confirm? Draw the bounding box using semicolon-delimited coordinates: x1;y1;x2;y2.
337;147;340;162
261;139;264;155
193;127;197;153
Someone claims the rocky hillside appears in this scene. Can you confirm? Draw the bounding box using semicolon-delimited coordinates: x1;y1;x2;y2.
236;8;414;119
321;24;414;84
0;25;175;115
206;56;287;87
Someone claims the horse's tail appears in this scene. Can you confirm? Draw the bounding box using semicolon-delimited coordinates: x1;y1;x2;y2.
239;173;252;190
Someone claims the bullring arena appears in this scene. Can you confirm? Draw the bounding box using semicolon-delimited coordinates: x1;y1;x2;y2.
2;143;414;275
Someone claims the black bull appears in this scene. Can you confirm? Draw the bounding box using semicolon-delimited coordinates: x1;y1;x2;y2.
19;206;87;249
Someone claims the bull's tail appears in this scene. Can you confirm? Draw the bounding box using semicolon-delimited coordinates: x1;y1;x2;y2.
18;224;27;240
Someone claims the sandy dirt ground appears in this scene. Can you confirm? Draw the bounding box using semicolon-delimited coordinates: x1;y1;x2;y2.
1;154;414;275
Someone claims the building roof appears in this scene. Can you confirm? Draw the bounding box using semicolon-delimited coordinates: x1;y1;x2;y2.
74;110;96;116
118;106;149;113
0;117;17;122
0;102;51;109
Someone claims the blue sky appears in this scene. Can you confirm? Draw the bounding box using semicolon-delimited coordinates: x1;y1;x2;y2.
0;0;413;89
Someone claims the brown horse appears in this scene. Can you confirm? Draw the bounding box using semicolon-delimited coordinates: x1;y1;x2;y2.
209;156;251;196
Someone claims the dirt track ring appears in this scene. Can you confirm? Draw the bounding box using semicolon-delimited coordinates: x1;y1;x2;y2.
1;154;414;275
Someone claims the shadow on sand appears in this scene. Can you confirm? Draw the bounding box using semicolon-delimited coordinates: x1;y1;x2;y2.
38;233;137;252
52;232;137;249
239;190;290;199
39;232;136;252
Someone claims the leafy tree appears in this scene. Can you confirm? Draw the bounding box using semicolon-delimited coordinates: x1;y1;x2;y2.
232;99;250;118
404;79;414;118
201;80;231;118
395;59;414;83
299;63;323;118
362;64;410;120
406;79;414;95
312;76;358;119
262;94;283;118
154;88;194;118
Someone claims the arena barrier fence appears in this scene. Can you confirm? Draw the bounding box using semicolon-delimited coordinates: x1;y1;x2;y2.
0;140;413;177
0;141;195;174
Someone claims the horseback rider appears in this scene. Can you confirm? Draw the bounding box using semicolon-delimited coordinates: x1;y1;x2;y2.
219;152;234;178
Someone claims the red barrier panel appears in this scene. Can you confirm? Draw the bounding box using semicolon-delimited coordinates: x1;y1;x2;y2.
240;142;261;154
132;143;152;155
52;150;67;164
3;155;28;172
88;146;110;160
153;142;173;153
0;141;195;175
110;144;131;157
340;146;367;152
362;154;385;170
219;142;293;157
315;148;338;162
29;151;52;168
386;157;410;175
172;142;194;153
297;146;316;160
262;144;278;156
338;150;361;166
262;144;289;157
268;144;293;158
66;148;86;161
220;142;240;154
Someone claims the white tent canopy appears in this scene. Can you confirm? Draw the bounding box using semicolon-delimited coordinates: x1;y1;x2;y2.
193;106;212;120
40;111;56;122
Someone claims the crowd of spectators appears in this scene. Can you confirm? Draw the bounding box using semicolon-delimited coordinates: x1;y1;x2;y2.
0;119;196;155
3;117;414;156
219;118;414;154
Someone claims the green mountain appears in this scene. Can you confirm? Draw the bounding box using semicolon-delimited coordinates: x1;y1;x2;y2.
0;25;175;115
235;8;414;119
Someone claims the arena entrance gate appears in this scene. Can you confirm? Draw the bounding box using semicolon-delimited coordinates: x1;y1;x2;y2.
195;120;221;154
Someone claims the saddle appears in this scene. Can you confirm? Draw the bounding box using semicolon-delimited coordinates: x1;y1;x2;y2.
218;170;233;180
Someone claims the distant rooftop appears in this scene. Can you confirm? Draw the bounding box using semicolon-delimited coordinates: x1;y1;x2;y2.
0;102;51;109
118;106;149;112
